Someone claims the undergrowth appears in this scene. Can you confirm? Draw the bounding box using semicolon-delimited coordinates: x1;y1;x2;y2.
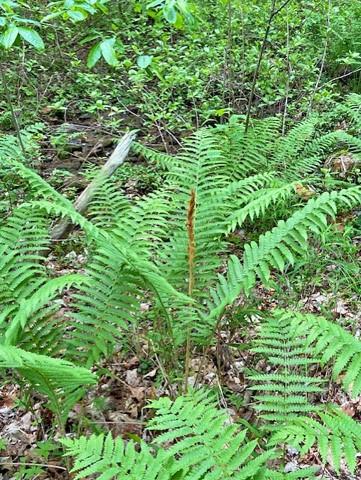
0;94;360;478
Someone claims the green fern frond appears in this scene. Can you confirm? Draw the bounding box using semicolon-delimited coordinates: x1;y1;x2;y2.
247;313;323;424
62;390;274;479
264;467;318;479
272;116;319;172
148;389;274;479
291;310;361;398
0;345;96;421
4;274;87;348
133;141;176;171
62;433;177;480
87;177;130;230
269;407;361;474
215;117;280;179
224;182;299;233
207;186;361;322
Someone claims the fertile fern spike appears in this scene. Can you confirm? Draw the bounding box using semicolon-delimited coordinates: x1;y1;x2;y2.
148;389;274;479
269;407;361;475
0;345;96;422
157;172;278;298
290;310;361;398
247;311;323;424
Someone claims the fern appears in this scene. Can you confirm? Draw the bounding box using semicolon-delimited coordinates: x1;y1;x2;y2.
63;389;274;479
291;311;361;398
206;186;361;323
0;345;96;422
247;313;323;424
62;433;177;480
269;408;361;475
248;310;361;475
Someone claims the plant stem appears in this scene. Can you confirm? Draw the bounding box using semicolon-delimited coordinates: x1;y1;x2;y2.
184;189;196;394
307;0;332;114
245;0;293;132
0;62;27;156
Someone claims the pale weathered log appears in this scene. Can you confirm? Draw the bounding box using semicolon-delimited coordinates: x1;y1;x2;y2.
51;130;137;241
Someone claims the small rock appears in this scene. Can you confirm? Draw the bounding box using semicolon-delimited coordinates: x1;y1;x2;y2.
126;369;140;387
284;461;298;473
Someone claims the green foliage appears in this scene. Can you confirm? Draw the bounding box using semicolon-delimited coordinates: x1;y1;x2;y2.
247;310;361;475
62;389;273;479
291;311;361;398
0;97;360;476
0;344;96;422
248;313;323;424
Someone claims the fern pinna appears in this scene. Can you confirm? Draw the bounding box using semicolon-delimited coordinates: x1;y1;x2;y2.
247;310;361;475
62;389;276;480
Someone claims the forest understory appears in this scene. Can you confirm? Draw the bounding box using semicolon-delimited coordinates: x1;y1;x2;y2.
0;1;360;479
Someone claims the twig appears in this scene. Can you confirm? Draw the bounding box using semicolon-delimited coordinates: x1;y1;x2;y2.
316;67;361;91
308;0;332;113
245;0;294;132
0;64;27;156
0;462;67;471
282;7;291;135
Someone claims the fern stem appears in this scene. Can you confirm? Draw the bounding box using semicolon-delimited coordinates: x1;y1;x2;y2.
184;190;196;393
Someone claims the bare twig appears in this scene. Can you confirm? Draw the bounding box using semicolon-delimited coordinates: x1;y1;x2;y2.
245;0;293;132
308;0;332;113
0;64;27;156
0;462;67;471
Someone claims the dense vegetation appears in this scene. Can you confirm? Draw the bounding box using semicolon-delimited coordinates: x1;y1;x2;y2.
0;1;360;479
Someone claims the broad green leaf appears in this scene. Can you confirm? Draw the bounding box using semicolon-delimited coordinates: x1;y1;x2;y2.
1;25;18;49
137;55;152;69
163;4;177;23
87;42;102;68
100;37;118;66
18;27;44;50
68;9;87;22
147;0;164;7
41;11;63;22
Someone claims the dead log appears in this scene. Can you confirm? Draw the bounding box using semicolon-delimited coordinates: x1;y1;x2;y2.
51;130;137;241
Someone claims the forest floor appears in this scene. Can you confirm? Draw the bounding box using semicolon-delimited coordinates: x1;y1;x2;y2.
0;108;360;479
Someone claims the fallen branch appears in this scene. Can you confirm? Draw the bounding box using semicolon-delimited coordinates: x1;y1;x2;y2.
51;130;137;241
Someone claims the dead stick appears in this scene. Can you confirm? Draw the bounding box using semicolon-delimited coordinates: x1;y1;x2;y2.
51;130;137;241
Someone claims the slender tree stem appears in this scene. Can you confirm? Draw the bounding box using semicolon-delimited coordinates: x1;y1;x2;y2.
307;0;332;114
245;0;293;132
0;62;26;156
282;8;291;135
